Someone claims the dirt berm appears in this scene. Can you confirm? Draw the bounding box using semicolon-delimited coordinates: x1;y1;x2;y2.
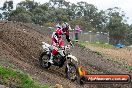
0;21;131;88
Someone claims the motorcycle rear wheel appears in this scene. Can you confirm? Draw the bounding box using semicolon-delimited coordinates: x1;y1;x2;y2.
39;52;51;69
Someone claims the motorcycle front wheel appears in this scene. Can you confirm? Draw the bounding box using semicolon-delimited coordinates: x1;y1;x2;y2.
39;52;51;69
65;63;77;81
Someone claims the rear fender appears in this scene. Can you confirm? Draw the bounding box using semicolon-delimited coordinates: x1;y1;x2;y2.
42;42;51;51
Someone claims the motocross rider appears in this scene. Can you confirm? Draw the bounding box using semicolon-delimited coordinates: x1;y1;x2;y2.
49;22;73;64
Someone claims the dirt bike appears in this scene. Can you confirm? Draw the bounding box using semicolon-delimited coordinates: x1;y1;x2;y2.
39;42;78;81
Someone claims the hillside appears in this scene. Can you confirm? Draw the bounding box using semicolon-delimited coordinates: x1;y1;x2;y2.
0;21;131;88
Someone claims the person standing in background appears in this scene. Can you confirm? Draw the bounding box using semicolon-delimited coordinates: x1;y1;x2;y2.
74;25;81;42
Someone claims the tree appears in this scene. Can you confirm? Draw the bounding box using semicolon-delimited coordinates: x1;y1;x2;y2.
125;25;132;45
32;4;49;25
1;0;13;20
2;1;13;11
10;13;32;23
0;13;2;20
9;7;32;23
106;7;128;44
2;12;9;20
71;2;106;31
69;18;93;32
67;3;77;20
49;0;65;8
17;0;38;12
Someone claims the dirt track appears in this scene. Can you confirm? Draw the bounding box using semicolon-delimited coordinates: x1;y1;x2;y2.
0;21;132;88
85;45;132;66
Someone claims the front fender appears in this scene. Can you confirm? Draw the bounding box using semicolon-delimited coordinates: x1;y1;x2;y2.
67;55;78;62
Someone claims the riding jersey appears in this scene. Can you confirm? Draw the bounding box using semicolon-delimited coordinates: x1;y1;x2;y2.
51;27;71;47
51;27;71;54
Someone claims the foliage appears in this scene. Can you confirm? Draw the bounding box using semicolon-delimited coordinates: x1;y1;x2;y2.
10;13;32;23
125;25;132;44
0;13;2;19
17;0;38;12
69;18;92;31
106;7;129;44
2;0;13;11
0;0;13;20
8;7;32;23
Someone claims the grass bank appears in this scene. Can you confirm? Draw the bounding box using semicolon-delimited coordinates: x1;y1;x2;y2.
79;41;113;48
0;66;48;88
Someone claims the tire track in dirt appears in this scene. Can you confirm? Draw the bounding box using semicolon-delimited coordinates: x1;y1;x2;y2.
0;21;82;88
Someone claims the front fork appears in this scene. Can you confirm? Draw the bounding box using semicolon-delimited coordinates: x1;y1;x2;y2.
66;57;72;72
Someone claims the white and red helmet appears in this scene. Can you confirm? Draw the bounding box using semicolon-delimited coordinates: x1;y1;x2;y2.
55;28;63;35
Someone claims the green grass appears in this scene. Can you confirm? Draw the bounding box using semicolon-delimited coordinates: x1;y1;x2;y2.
79;41;113;48
127;66;132;70
0;58;15;68
129;66;132;70
0;66;48;88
